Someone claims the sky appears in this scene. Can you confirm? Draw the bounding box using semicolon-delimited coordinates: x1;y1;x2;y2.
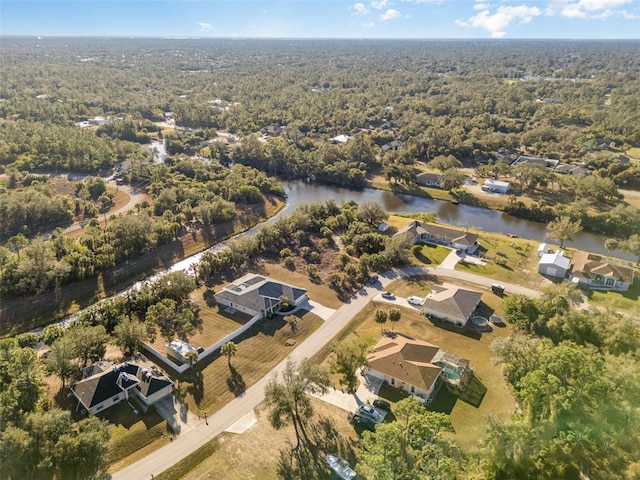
1;0;639;39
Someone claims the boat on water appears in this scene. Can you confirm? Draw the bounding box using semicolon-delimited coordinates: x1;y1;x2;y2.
326;455;356;480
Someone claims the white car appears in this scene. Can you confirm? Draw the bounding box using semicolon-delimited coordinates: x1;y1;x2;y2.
381;291;395;300
407;296;423;306
359;404;380;420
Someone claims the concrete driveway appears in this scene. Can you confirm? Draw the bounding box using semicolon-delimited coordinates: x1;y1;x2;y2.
301;299;336;321
153;394;200;436
311;371;384;415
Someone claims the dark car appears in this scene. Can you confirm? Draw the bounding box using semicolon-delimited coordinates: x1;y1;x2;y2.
368;275;379;285
373;399;391;411
351;414;376;431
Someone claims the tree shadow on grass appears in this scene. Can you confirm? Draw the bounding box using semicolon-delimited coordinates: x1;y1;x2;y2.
226;365;246;396
182;370;204;406
276;415;357;480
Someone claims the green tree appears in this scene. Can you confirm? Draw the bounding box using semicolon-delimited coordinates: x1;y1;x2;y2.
429;154;462;172
114;315;149;357
440;168;467;191
67;325;108;367
606;234;640;264
220;341;237;367
146;298;194;342
46;336;78;387
330;335;368;393
374;309;388;334
388;308;402;332
265;359;329;453
546;215;582;248
184;350;199;369
358;397;460;480
356;200;389;227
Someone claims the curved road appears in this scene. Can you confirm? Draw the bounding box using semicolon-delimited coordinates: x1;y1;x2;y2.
64;181;145;234
111;264;539;479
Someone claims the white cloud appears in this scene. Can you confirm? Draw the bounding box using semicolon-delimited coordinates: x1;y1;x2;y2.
456;5;542;37
371;0;392;9
363;21;376;28
546;0;632;18
197;22;211;32
474;2;491;10
350;2;370;15
380;8;401;20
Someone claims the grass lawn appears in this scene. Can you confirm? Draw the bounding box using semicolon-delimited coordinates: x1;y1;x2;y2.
147;287;253;353
626;147;640;159
412;244;451;266
455;232;542;288
173;309;324;415
162;399;360;480
104;402;173;473
315;276;515;451
587;276;640;314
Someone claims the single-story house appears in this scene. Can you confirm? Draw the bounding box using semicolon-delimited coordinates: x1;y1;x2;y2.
554;164;589;176
261;125;284;137
511;155;559;170
482;179;510;194
214;273;308;316
70;361;173;416
396;220;479;254
329;134;354;144
538;251;570;278
421;283;483;327
569;252;634;291
381;140;403;152
416;172;442;188
365;335;471;404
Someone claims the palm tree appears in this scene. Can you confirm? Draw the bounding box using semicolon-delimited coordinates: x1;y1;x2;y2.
184;350;199;369
221;341;237;367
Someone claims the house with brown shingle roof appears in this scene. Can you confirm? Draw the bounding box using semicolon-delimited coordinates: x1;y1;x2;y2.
421;283;483;327
365;335;471;404
569;252;634;291
395;220;479;254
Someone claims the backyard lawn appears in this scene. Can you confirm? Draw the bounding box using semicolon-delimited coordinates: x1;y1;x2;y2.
173;309;324;415
315;276;515;450
455;233;543;288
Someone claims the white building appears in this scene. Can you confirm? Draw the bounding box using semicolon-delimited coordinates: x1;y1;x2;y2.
538;251;570;278
482;179;510;194
214;273;308;317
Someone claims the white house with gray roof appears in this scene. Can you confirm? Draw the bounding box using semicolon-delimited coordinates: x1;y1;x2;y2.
420;283;482;327
214;273;308;316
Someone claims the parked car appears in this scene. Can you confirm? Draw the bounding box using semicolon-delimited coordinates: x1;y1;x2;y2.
351;414;376;431
490;315;504;325
381;291;395;300
359;405;380;420
368;275;379;285
373;399;391;411
407;296;424;306
491;284;505;295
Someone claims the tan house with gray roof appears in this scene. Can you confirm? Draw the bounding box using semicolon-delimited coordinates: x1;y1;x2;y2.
365;335;471;404
569;252;634;291
421;283;483;327
396;220;479;254
214;273;308;316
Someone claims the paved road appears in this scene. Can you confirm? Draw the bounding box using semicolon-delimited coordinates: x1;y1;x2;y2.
64;181;145;235
111;265;539;479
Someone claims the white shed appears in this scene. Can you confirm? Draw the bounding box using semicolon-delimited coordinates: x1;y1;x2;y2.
537;243;551;258
482;179;510;194
538;251;570;278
